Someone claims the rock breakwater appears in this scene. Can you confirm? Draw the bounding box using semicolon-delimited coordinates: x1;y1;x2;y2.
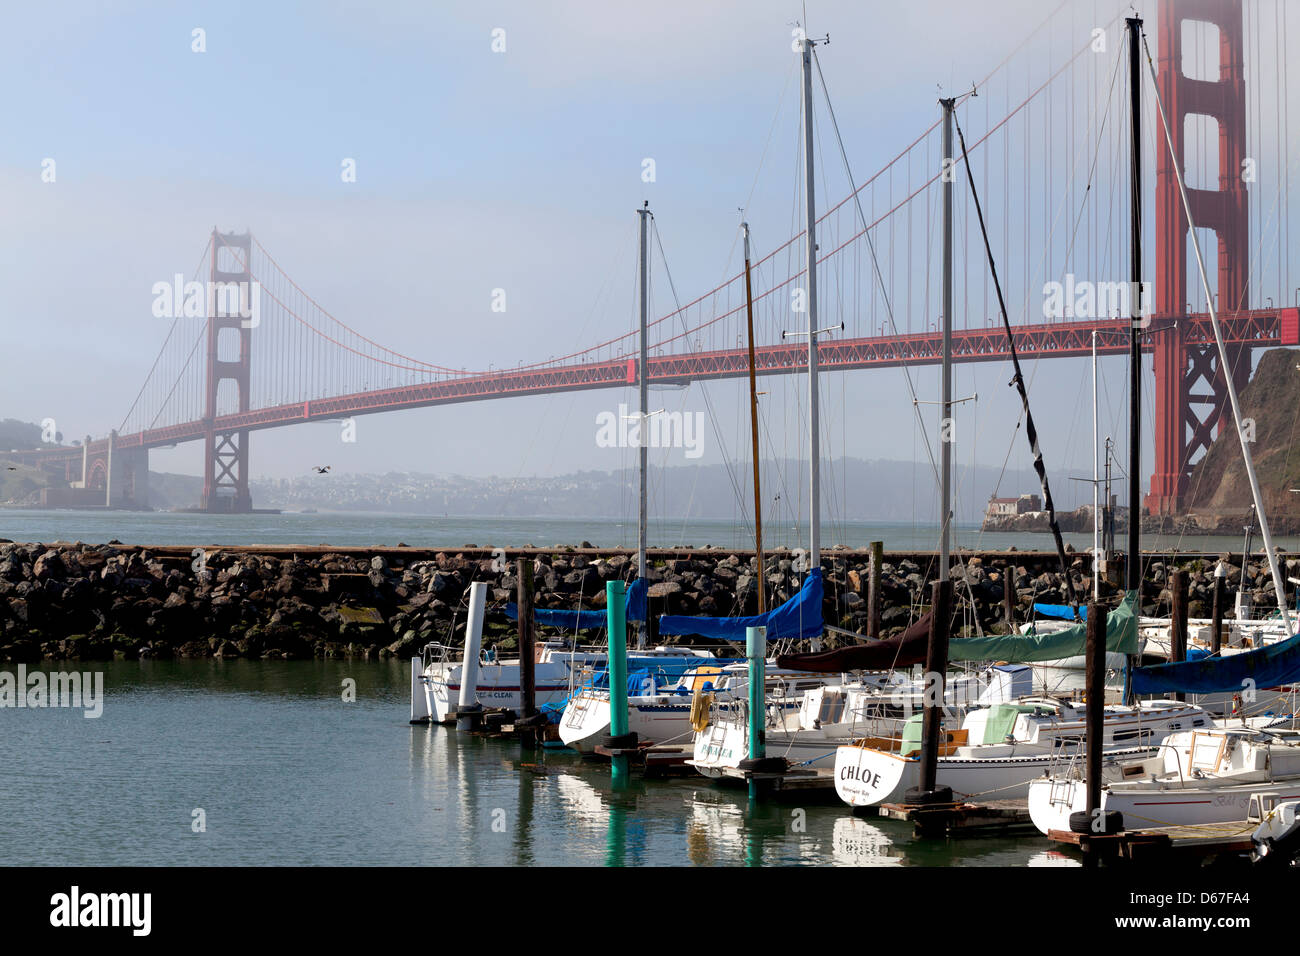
0;541;1293;662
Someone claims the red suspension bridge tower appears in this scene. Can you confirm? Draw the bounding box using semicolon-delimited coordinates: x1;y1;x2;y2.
201;229;254;513
1147;0;1252;515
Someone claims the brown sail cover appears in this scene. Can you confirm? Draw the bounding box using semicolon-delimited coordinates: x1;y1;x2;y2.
774;611;935;672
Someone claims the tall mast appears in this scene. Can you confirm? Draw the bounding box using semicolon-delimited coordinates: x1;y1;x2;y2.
800;35;822;570
637;202;650;648
1125;16;1143;597
939;98;954;582
913;94;959;809
742;222;767;613
1092;330;1101;602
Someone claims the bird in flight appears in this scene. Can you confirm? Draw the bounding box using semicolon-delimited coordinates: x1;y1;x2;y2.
312;465;331;474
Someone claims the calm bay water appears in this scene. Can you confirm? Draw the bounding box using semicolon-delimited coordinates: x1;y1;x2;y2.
0;660;1073;867
0;509;1278;867
0;509;1284;554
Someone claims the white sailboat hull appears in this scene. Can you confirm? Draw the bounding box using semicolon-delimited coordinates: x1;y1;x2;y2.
1027;776;1300;833
559;692;700;752
834;744;1155;808
425;661;582;722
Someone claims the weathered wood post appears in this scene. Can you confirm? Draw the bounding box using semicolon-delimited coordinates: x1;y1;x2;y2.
1211;561;1227;654
1170;569;1188;702
517;558;536;720
907;579;953;805
1081;602;1109;865
867;541;883;638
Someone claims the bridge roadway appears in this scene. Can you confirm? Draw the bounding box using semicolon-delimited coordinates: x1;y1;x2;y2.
27;308;1296;465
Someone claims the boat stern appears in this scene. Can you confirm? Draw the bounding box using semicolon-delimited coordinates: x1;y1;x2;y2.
834;742;915;807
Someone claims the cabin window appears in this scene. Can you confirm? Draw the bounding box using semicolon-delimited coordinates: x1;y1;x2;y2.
1112;729;1151;743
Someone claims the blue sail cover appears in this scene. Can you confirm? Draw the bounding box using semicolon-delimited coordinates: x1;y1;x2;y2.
657;568;823;642
1131;628;1300;695
503;577;647;630
626;576;648;623
1034;603;1085;622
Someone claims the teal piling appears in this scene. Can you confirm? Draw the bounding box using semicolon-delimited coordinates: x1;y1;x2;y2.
607;579;630;785
747;625;767;801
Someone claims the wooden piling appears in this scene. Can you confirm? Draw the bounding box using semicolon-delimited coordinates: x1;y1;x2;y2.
912;580;953;804
517;557;536;720
867;541;883;638
1170;569;1188;702
1083;601;1106;867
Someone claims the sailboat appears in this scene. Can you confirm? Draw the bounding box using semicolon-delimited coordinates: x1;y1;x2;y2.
830;59;1230;808
682;41;1034;781
834;599;1211;808
563;201;839;754
414;206;734;726
1027;17;1300;836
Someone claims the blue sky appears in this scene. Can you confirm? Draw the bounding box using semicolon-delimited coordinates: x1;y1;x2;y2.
2;0;1296;519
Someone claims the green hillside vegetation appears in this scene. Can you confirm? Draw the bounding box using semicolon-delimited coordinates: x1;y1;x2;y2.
0;417;62;451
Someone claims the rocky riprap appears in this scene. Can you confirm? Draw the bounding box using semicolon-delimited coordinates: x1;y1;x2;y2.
0;541;1293;662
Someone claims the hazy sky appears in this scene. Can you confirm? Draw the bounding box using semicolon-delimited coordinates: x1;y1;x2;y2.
3;0;1297;515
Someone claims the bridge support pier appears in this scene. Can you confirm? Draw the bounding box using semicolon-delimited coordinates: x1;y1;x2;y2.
105;434;149;509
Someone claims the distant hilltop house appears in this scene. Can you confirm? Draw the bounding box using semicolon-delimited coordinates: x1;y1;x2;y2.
984;493;1042;519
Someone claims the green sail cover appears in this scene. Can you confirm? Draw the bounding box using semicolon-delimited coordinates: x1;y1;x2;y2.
946;590;1140;663
900;714;925;757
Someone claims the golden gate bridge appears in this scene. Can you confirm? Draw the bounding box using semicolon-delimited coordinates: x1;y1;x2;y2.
20;0;1300;515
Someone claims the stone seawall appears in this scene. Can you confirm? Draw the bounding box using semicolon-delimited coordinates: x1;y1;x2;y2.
0;541;1294;662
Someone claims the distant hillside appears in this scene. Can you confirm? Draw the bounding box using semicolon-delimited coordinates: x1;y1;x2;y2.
0;417;61;451
1185;347;1300;532
249;458;1042;523
0;419;66;505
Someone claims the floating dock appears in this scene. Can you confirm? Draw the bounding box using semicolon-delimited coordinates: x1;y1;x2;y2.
683;762;839;794
593;743;698;778
877;799;1035;837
